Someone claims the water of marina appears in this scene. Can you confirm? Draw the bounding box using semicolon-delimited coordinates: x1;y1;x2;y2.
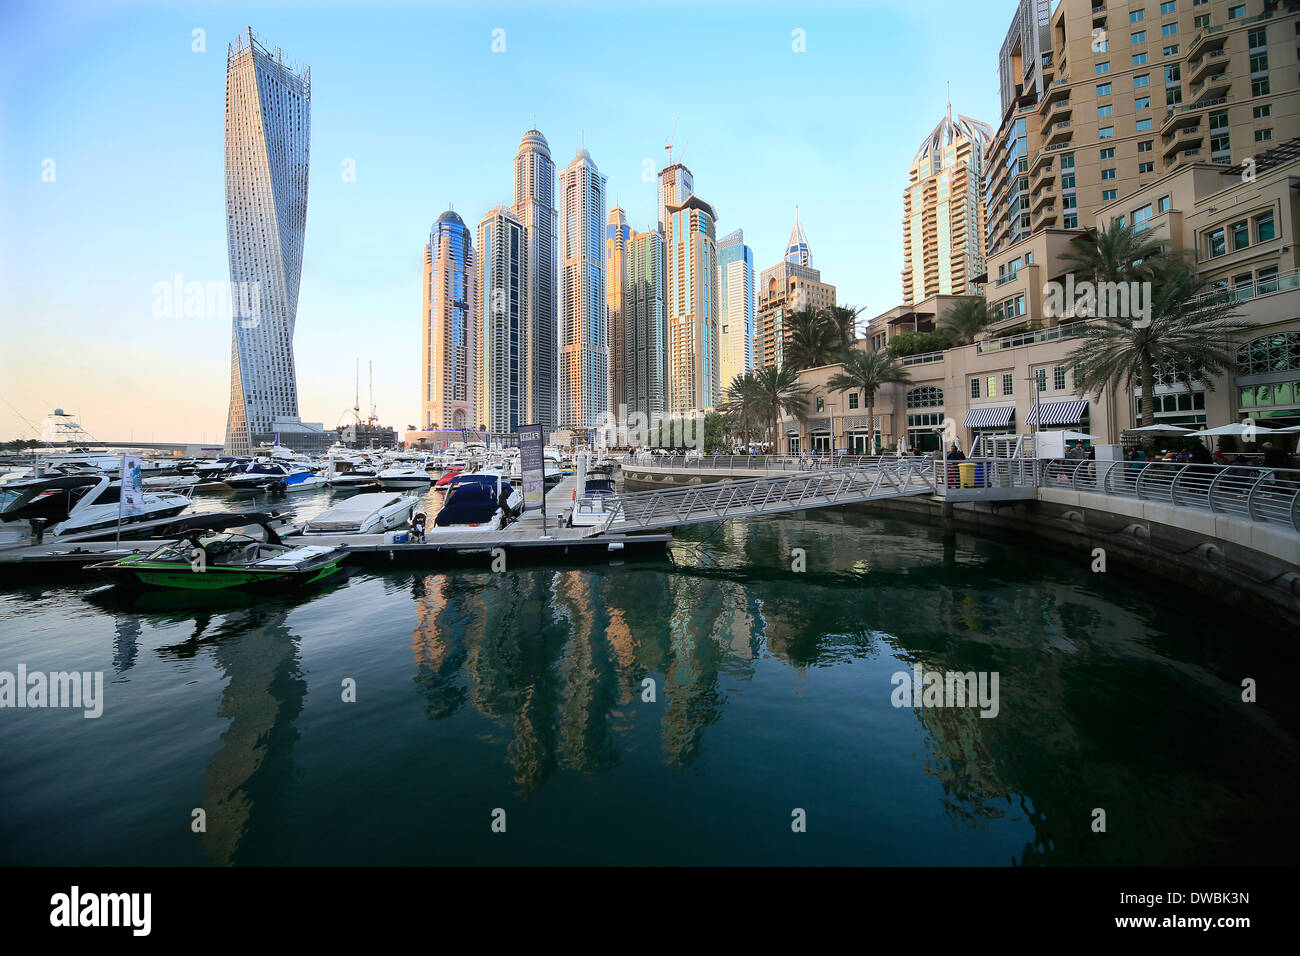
1;483;1296;866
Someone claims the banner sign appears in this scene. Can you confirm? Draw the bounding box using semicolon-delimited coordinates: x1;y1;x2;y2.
119;455;145;516
517;424;545;512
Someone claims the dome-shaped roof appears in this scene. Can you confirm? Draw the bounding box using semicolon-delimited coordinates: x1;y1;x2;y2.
436;209;465;225
572;146;592;163
519;129;550;155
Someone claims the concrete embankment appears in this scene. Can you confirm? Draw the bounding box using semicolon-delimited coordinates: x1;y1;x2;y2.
622;465;1300;626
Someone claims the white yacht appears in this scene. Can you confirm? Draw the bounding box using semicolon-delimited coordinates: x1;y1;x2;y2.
378;458;433;491
0;474;192;542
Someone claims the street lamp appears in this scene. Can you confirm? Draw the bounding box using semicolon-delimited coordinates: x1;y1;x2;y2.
826;402;836;459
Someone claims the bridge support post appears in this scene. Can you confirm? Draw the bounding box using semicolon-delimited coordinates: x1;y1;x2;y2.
941;501;955;542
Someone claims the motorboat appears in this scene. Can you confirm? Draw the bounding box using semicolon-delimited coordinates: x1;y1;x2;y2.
378;459;433;490
89;513;348;591
565;477;622;528
429;483;506;535
224;461;322;492
434;466;464;487
331;467;381;489
0;474;192;541
298;492;419;535
443;473;523;516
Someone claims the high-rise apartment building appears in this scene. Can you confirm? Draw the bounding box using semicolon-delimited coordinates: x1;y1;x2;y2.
513;128;558;432
664;195;721;413
658;163;695;235
717;229;755;393
476;206;527;435
986;0;1299;257
624;228;666;419
754;261;836;370
222;29;311;456
558;147;608;430
422;209;478;431
605;206;630;416
903;107;993;303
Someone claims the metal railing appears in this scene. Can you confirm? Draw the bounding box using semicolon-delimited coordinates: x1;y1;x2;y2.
586;460;938;533
629;453;913;472
931;457;1040;491
1041;459;1300;532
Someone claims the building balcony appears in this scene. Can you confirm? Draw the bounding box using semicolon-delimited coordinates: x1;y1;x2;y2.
1187;24;1226;57
1190;73;1232;104
1161;104;1206;132
1045;123;1072;147
1162;124;1203;157
1030;160;1056;189
1040;100;1072;135
1031;186;1056;212
1187;48;1230;85
1031;203;1059;230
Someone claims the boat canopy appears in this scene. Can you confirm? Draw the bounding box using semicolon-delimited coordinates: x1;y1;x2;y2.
0;475;102;523
434;485;499;527
155;511;286;545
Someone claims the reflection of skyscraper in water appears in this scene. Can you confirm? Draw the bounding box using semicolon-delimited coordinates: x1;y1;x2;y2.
660;574;728;769
189;608;306;866
112;617;142;673
411;573;470;720
552;570;619;774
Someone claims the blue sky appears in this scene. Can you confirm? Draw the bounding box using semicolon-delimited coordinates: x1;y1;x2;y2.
0;0;1006;442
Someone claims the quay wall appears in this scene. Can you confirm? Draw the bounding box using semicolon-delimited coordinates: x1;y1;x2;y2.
621;465;1300;626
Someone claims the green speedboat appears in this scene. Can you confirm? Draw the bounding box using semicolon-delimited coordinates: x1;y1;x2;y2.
89;513;348;591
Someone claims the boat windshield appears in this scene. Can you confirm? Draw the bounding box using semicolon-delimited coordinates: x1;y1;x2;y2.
147;532;260;563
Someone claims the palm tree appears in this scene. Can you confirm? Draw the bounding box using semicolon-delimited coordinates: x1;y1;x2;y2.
826;349;911;454
784;308;842;371
720;371;765;450
1061;217;1170;283
1066;263;1249;427
752;365;809;452
824;304;863;349
939;296;993;344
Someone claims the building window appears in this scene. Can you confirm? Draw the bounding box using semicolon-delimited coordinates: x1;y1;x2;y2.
1256;211;1275;242
1228;5;1245;19
1138;161;1155;173
1167;87;1183;105
1160;0;1176;11
848;392;859;409
1096;61;1111;74
1102;189;1118;200
1136;119;1153;131
1253;104;1271;119
1193;14;1211;28
1131;9;1145;22
1002;374;1014;396
1138;139;1153;152
1134;74;1150;88
1099;126;1115;138
1100;147;1115;159
1158;194;1171;212
906;386;943;408
816;396;824;412
1250;51;1269;73
1252;77;1270;96
970;378;980;399
1102;167;1117;179
1255;128;1273;143
1135;96;1150;109
1097;83;1112;96
1133;204;1154;230
1132;30;1147;43
1164;65;1180;84
1036;369;1048;392
1207;227;1226;257
1163;44;1179;56
1132;52;1148;65
1161;22;1178;35
1064;214;1079;228
1098;105;1113;118
1054;366;1067;390
1248;27;1267;49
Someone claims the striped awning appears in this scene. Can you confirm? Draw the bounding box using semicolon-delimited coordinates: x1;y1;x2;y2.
1026;400;1088;426
963;405;1015;429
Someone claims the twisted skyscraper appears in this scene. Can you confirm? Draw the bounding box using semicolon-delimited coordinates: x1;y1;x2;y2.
222;29;311;456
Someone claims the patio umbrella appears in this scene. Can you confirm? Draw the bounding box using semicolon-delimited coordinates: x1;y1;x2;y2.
1194;422;1277;437
1062;430;1099;441
1263;424;1300;434
1123;424;1195;435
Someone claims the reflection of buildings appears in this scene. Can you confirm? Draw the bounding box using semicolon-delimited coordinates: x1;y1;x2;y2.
411;573;470;720
552;570;619;775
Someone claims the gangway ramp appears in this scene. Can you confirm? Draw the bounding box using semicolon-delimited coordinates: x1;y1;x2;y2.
590;460;937;533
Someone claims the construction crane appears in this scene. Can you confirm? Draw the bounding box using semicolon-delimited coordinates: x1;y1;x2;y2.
664;117;679;165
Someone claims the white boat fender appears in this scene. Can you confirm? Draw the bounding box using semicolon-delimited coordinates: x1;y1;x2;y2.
607;541;624;552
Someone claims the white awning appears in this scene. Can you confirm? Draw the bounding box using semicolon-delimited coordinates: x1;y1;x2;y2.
963;405;1015;429
1026;400;1088;426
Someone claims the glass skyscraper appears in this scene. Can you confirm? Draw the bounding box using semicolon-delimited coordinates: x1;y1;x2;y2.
514;129;558;432
222;29;311;456
665;194;720;414
422;209;478;431
717;229;754;395
477;207;527;435
605;206;630;416
558;147;607;430
624;229;666;419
